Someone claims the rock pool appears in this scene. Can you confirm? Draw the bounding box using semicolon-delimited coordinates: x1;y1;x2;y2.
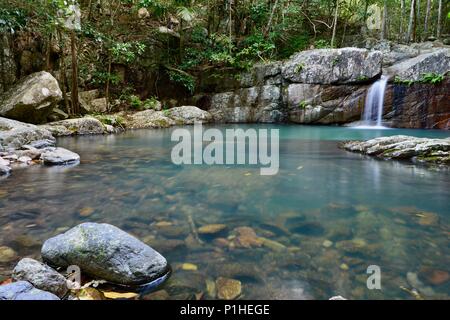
0;125;449;299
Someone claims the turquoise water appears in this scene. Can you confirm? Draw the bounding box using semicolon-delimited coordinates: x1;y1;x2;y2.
0;125;449;299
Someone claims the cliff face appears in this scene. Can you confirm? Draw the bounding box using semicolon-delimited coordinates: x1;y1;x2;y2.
200;46;450;130
384;79;450;130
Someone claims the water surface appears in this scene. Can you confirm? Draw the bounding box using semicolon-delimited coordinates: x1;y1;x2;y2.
1;125;449;299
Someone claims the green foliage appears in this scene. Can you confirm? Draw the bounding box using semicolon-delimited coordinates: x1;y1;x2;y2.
420;73;445;84
91;71;121;86
95;114;125;128
393;76;414;86
0;7;27;33
168;69;195;93
129;95;143;109
298;100;307;109
314;39;331;49
111;42;146;64
295;63;305;73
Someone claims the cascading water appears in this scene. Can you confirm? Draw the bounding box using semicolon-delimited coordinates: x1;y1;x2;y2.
360;75;388;128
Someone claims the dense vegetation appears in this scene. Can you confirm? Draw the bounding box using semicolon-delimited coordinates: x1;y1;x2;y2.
0;0;448;114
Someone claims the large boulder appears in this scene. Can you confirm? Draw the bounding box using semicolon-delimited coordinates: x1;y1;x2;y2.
12;258;68;298
166;106;213;124
40;117;106;136
0;117;55;150
125;110;176;129
282;48;382;84
0;281;60;300
41;223;170;286
385;49;450;81
0;71;62;124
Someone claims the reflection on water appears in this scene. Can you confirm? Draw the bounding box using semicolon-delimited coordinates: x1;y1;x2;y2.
0;125;449;300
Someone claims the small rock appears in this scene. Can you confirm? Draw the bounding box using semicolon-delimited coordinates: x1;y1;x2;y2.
79;207;94;217
417;212;439;226
41;147;80;165
0;157;10;166
76;287;105;300
216;277;242;300
0;281;60;300
0;164;11;176
198;224;227;235
0;245;17;262
420;268;449;286
12;258;68;298
143;289;170;300
17;156;32;163
232;227;263;248
181;263;198;271
260;237;286;251
322;240;334;248
340;263;349;271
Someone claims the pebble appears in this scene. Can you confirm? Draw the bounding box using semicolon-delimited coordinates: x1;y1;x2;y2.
322;240;333;248
340;263;349;271
198;224;227;235
0;246;17;263
420;268;449;286
79;207;95;217
181;263;198;271
216;277;242;300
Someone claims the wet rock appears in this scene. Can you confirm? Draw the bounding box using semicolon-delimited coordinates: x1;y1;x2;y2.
322;240;334;248
260;237;287;252
41;222;170;286
40;117;106;136
41;147;80;165
416;212;440;226
0;281;60;300
76;287;105;300
289;222;325;236
282;48;382;84
216;277;242;300
79;207;94;217
0;164;11;176
0;245;17;262
198;224;227;235
231;227;263;248
165;106;212;124
0;71;62;124
419;268;449;286
181;263;198;271
12;258;68;298
0;117;55;150
336;239;367;254
406;272;435;297
143;289;170;300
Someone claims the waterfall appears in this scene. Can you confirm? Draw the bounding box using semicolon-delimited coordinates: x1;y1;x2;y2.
361;75;388;128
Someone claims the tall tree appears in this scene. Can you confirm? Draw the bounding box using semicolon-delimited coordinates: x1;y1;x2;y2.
423;0;432;39
400;0;406;41
406;0;416;43
381;0;388;40
436;0;442;39
331;0;339;48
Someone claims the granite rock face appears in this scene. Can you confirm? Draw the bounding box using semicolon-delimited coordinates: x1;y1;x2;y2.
41;223;170;286
40;147;80;165
40;117;106;136
0;117;55;150
282;48;382;84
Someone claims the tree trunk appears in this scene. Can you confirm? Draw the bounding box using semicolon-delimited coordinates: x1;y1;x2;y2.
406;0;416;43
416;0;421;41
436;0;442;39
400;0;405;41
381;0;388;40
105;55;112;112
70;31;79;115
264;0;280;37
58;30;70;115
423;0;432;40
331;0;339;48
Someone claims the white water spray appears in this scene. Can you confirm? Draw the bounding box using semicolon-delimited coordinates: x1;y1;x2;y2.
361;75;388;128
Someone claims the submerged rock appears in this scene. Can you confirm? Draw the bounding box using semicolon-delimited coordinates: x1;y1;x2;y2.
0;245;17;263
216;277;242;300
0;281;60;300
12;258;68;298
40;147;80;165
198;224;227;235
41;222;170;286
0;71;62;124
